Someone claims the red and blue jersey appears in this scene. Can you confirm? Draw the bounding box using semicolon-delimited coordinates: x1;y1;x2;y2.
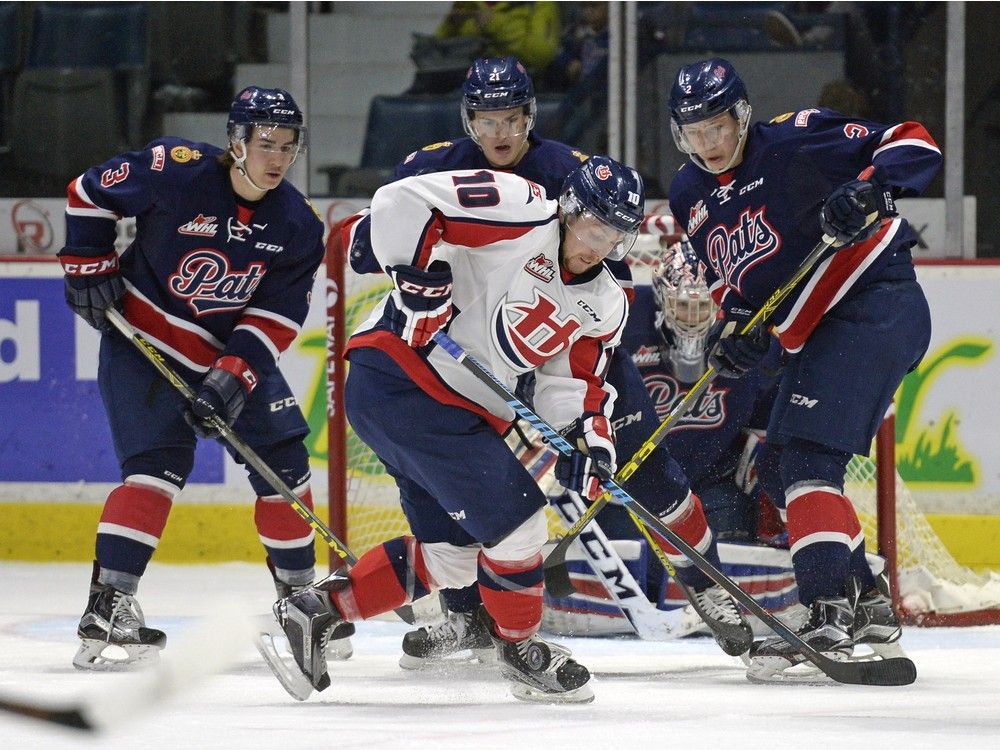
59;137;325;380
668;108;942;353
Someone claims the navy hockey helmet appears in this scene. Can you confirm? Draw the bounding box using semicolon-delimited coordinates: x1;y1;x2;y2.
559;156;645;262
227;86;308;155
668;58;752;174
651;238;716;383
462;56;537;143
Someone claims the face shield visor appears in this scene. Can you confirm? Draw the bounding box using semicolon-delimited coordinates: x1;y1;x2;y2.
462;103;536;144
229;122;308;165
559;190;638;263
670;100;751;175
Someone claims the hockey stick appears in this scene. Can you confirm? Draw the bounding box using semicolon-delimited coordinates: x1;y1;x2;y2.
432;330;915;686
0;597;256;733
103;308;416;625
543;235;837;597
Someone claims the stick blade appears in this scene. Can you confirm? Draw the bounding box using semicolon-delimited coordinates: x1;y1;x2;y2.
543;560;577;598
826;655;918;686
0;698;94;732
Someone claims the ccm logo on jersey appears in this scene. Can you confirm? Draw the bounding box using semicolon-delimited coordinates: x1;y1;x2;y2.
576;299;601;322
255;242;284;253
790;393;818;408
269;397;298;412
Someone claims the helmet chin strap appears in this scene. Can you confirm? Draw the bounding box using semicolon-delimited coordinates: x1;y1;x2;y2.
229;140;269;194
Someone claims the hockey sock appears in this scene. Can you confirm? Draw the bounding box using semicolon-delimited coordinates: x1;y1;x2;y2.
95;479;176;581
254;485;316;575
441;583;482;614
331;536;433;621
785;486;862;603
649;493;718;591
477;551;543;641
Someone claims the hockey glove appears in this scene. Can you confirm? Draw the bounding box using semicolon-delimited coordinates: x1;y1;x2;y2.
59;251;125;331
707;306;771;379
385;261;453;348
184;356;258;439
554;414;617;502
820;178;896;247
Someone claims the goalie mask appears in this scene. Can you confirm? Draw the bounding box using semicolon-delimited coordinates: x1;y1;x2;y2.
668;58;751;175
227;86;308;191
651;239;717;383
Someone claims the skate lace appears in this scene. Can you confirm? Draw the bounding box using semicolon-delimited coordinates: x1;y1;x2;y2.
425;612;471;646
107;591;144;637
694;585;743;626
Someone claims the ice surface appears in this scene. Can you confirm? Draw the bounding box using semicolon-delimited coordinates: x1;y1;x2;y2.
1;562;999;749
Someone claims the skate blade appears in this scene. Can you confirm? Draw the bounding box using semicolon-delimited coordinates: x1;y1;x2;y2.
253;631;314;701
72;639;162;672
258;613;353;663
510;681;595;704
398;647;496;672
745;652;848;685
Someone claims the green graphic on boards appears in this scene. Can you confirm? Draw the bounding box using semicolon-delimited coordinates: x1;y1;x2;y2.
894;338;993;487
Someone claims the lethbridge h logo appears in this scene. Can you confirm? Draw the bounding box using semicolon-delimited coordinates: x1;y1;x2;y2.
705;206;781;293
168;249;266;315
492;289;582;371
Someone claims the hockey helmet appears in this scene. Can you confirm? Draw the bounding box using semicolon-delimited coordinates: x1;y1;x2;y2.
559;156;645;262
462;56;537;143
227;86;308;158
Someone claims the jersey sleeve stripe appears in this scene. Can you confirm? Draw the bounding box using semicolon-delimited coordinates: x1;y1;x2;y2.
774;219;901;352
873;122;941;158
66;176;118;220
233;312;299;359
438;214;556;249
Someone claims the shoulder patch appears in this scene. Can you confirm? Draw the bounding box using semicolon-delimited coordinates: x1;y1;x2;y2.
770;112;794;124
170;145;203;163
571;150;589;162
150;144;166;171
421;141;452;151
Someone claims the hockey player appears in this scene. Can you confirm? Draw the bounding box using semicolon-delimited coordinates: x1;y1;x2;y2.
259;157;642;704
60;87;326;670
339;56;751;667
665;58;941;680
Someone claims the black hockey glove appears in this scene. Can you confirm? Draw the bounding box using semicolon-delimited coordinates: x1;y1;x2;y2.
59;251;125;331
820;178;897;247
707;306;771;379
184;356;258;439
385;261;453;348
554;414;617;502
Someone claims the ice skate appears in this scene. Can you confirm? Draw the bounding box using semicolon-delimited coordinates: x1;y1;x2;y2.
746;595;854;683
73;582;166;672
479;607;593;704
852;572;906;660
254;574;356;701
687;584;754;656
269;560;352;661
399;609;495;670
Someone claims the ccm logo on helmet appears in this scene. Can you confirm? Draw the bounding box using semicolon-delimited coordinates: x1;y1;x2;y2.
271;109;297;116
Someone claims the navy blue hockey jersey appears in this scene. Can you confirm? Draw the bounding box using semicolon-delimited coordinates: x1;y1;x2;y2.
60;137;325;380
668;109;941;353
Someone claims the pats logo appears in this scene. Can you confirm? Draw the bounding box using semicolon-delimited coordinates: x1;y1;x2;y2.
704;206;782;293
643;373;729;430
178;214;219;237
491;289;582;371
167;249;266;315
688;200;708;235
170;146;202;163
524;253;555;282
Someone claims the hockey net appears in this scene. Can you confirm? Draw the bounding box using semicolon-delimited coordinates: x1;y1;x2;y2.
325;222;1000;626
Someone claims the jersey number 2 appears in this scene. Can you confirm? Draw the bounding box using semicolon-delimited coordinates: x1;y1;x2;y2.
452;171;500;208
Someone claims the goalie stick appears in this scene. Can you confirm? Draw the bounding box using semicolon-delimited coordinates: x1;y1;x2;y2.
432;330;916;686
104;308;416;626
543;234;837;598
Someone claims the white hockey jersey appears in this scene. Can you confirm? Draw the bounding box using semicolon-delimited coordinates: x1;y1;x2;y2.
345;169;629;433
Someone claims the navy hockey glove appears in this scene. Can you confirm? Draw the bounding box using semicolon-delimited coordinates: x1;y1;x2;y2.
184;356;258;439
820;178;896;247
385;261;453;348
707;306;771;379
59;251;125;331
554;414;617;502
